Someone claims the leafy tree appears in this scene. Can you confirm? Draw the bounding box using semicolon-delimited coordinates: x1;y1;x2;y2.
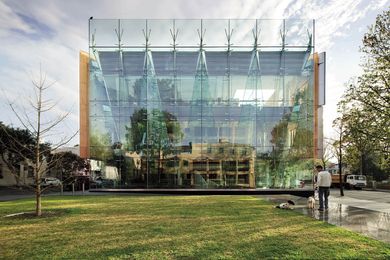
0;122;34;186
336;9;390;181
126;108;147;152
163;111;184;145
269;117;288;181
0;123;52;187
47;151;87;184
270;118;288;153
158;79;177;101
89;132;113;161
343;9;389;155
126;108;182;154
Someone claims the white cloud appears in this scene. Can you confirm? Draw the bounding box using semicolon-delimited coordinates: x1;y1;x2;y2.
0;0;388;145
0;1;33;36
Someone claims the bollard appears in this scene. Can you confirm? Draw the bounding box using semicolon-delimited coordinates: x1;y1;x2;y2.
72;183;75;195
82;183;85;194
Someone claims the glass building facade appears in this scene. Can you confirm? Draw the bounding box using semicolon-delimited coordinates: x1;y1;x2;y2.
85;19;318;189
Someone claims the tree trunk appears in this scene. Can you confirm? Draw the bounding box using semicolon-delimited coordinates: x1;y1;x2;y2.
35;78;42;217
339;131;344;196
322;158;326;169
339;163;344;196
35;184;41;216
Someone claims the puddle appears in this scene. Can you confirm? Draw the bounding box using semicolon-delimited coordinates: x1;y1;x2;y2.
261;195;390;243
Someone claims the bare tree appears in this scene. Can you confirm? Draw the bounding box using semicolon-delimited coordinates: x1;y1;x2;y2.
1;67;77;216
321;138;334;169
331;116;345;197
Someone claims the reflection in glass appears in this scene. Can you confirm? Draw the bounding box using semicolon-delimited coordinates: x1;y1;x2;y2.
88;19;315;189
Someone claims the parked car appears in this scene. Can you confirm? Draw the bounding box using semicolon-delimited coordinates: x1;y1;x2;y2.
91;177;115;188
41;177;62;186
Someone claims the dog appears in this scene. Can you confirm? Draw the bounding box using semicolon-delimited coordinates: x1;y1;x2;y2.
307;196;316;209
275;200;295;209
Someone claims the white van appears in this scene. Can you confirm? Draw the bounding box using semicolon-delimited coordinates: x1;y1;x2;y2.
345;175;366;189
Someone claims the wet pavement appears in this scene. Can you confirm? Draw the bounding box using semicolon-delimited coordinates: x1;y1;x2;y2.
330;189;390;213
263;194;390;243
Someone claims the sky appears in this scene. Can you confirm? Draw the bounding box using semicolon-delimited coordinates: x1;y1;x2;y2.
0;0;389;146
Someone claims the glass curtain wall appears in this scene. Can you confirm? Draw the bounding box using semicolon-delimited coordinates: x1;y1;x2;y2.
88;19;315;189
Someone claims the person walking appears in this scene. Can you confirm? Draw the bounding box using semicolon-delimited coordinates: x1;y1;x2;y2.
316;165;332;211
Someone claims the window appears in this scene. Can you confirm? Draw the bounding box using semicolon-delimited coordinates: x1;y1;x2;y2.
223;161;236;171
238;175;249;184
87;19;316;190
209;174;218;179
193;162;207;171
27;166;34;178
209;162;219;171
165;160;178;167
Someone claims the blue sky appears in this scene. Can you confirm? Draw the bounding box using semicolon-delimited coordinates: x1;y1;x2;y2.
0;0;388;145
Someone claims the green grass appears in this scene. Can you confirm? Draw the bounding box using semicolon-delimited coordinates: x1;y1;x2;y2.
0;195;389;259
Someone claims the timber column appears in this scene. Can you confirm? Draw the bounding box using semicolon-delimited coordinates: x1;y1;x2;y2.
79;51;89;158
314;53;319;160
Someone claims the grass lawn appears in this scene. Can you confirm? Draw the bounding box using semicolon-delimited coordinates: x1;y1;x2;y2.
0;195;389;259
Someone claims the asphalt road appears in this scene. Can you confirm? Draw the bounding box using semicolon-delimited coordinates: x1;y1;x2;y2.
330;188;390;203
